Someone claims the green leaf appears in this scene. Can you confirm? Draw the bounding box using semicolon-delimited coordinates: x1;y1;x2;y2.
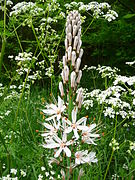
123;14;135;19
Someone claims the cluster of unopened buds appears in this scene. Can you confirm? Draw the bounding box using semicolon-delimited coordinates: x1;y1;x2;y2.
41;10;100;178
109;138;119;151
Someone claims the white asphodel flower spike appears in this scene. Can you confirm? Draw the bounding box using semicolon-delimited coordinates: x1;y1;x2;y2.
43;133;72;158
42;96;66;121
64;108;88;139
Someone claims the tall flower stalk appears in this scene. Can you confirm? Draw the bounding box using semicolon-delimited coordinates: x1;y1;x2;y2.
42;10;99;179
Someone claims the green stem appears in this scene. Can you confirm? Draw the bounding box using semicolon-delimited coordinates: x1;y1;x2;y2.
13;24;23;52
31;22;49;67
0;131;10;173
82;18;95;36
0;0;7;73
104;115;118;180
105;76;108;89
98;103;104;123
66;158;71;180
104;116;127;137
91;71;96;89
13;67;31;127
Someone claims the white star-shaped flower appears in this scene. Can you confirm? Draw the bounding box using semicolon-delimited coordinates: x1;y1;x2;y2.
41;118;60;138
82;123;100;145
87;152;98;164
75;150;89;165
42;96;66;121
43;133;72;158
64;108;88;139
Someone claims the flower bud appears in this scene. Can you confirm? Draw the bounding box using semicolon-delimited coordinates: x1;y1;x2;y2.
71;51;76;67
73;11;77;19
59;82;64;97
73;36;78;50
73;25;77;38
67;33;72;46
61;70;66;84
77;21;81;31
68;46;72;61
77;40;82;54
72;19;76;26
77;28;81;38
78;95;84;109
75;16;79;25
64;65;69;82
71;71;76;88
65;38;68;51
75;58;81;72
67;24;72;34
76;70;82;84
76;88;84;109
63;56;67;67
66;19;70;26
79;49;83;59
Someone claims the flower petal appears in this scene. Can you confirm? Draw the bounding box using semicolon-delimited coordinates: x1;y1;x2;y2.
77;125;88;131
42;143;60;149
43;123;53;130
42;109;56;115
88;124;96;132
64;147;71;157
65;127;72;134
73;128;79;139
53;135;62;144
72;108;77;123
46;115;57;121
50;104;58;111
77;117;87;125
54;147;62;158
58;96;63;109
